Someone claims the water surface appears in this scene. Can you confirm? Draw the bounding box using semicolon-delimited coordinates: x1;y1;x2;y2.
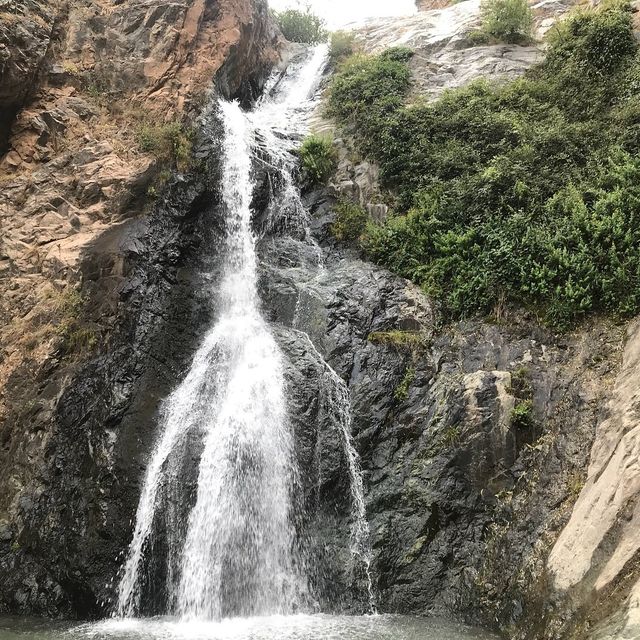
0;615;496;640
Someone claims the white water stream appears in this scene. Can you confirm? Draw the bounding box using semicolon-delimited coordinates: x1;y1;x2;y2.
116;46;375;621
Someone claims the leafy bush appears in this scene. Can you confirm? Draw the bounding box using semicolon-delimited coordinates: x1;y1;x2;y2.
331;201;369;242
137;121;193;171
328;2;640;329
545;1;636;76
299;134;337;184
511;400;534;430
274;8;327;44
330;31;357;63
327;48;412;122
479;0;533;44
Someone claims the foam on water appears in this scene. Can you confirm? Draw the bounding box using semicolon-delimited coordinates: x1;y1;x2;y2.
70;615;495;640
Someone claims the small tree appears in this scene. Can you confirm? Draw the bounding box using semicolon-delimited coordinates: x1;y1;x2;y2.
480;0;534;43
332;201;369;243
274;8;327;44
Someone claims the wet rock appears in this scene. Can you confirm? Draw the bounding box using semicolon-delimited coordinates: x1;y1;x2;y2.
292;190;625;636
0;0;282;617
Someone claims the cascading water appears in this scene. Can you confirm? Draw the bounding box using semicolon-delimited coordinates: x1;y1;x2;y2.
117;98;300;621
293;330;376;610
4;41;499;640
116;45;375;621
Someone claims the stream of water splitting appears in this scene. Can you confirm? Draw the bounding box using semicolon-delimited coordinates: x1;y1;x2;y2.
116;45;377;620
0;43;500;640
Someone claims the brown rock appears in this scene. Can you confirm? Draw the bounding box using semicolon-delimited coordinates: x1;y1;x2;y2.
3;150;21;167
0;0;61;149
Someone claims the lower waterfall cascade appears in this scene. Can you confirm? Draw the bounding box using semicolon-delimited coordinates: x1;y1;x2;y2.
115;45;375;621
4;0;636;635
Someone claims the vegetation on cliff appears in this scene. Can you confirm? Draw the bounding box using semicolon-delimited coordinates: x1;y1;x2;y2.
136;121;194;173
299;134;337;184
273;8;327;43
473;0;534;44
327;2;640;329
329;31;358;63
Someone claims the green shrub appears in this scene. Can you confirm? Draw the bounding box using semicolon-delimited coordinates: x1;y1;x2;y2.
510;366;532;399
440;426;462;449
368;331;426;348
330;31;357;63
331;201;368;242
511;400;534;430
545;1;636;76
480;0;533;44
395;366;416;402
274;8;327;44
327;48;413;159
328;2;640;330
299;134;337;184
137;121;193;171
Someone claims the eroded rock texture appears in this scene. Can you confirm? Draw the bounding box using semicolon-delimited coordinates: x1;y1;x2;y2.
0;0;281;618
2;0;640;637
547;322;640;639
290;192;625;639
309;3;640;637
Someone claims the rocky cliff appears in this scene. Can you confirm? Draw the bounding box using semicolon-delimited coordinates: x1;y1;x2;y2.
313;2;640;639
0;0;281;617
2;0;640;637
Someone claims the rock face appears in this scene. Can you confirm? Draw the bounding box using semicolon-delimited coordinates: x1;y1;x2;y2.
310;2;640;638
416;0;451;10
295;192;625;637
356;0;542;98
0;0;61;151
323;1;548;222
0;0;281;618
547;322;640;639
2;0;640;638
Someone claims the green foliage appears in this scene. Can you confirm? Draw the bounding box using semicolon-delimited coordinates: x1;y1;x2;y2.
332;201;368;242
329;30;357;63
511;400;534;430
368;330;426;348
510;366;532;399
137;122;193;171
326;48;413;157
567;470;585;499
440;426;462;449
274;8;327;43
479;0;533;44
328;2;640;329
299;134;337;185
395;366;416;402
545;1;636;76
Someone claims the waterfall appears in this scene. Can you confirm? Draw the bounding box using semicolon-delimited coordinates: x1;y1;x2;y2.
293;330;376;611
117;98;300;621
116;45;375;621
